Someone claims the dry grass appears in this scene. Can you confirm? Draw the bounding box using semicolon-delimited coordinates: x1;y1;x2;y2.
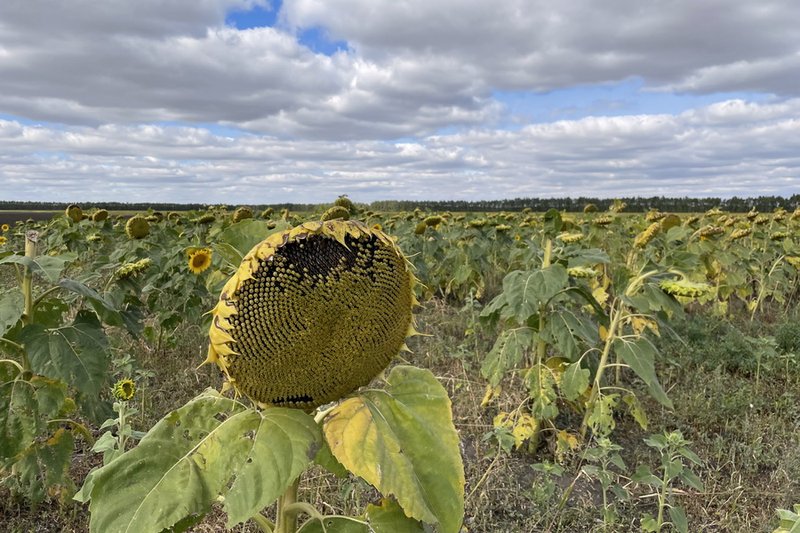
1;300;798;532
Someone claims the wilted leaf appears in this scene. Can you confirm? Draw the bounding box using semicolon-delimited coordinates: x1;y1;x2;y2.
481;327;533;386
323;366;464;533
613;338;673;408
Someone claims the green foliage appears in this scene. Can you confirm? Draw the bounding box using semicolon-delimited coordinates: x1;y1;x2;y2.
633;430;703;533
78;389;322;532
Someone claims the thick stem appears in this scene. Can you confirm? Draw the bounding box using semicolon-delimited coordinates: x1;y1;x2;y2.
580;303;623;438
275;477;300;533
20;231;38;372
21;231;37;326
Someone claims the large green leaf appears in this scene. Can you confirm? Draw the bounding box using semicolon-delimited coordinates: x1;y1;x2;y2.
0;290;24;337
58;279;124;328
612;338;673;408
83;389;320;533
502;265;568;323
19;311;110;396
217;219;289;258
0;253;77;283
323;366;464;533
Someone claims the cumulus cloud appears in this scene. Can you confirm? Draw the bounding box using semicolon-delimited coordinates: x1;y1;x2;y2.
281;0;800;93
1;1;799;201
2;99;799;203
1;0;799;141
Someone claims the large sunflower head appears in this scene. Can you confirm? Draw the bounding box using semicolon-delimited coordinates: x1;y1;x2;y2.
188;247;213;274
65;204;83;223
205;220;417;409
125;215;150;239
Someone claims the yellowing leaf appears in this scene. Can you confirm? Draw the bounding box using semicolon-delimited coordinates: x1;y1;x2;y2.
480;384;501;407
493;411;512;429
555;430;580;461
323;366;464;533
630;316;660;336
511;414;537;449
599;325;609;342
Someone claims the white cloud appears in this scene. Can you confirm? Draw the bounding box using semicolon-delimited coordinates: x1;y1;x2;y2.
2;99;799;203
1;1;799;200
2;0;799;141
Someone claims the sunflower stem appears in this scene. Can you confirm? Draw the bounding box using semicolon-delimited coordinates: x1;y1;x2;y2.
275;477;300;533
19;230;37;371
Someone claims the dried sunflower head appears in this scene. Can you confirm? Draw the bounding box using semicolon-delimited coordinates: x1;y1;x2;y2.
125;215;150;239
321;206;350;222
205;220;417;409
660;279;711;298
232;207;254;223
65;204;83;223
634;222;661;248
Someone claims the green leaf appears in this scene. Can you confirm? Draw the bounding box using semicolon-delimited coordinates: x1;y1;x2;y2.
223;409;321;526
297;516;369;533
58;279;124;328
502;265;568;324
542;309;596;360
677;446;703;466
622;393;648;430
679;469;704;491
20;311;110;396
0;253;78;283
669;505;689;533
323;366;465;533
631;465;660;486
314;438;348;478
10;427;75;504
217;219;289;258
298;498;427;533
560;362;590;401
0;290;24;337
365;498;427;532
83;389;320;533
0;367;38;465
612;338;673;408
481;327;533;387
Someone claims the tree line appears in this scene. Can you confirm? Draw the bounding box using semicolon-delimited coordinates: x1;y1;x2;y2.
2;195;798;213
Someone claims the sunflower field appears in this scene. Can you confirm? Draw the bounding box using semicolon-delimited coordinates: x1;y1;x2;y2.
0;202;799;532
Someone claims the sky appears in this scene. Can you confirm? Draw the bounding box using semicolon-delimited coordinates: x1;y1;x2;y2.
1;0;799;204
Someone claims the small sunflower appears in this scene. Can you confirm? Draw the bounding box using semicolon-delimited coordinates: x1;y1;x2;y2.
112;379;136;401
0;236;7;246
188;248;213;274
1;223;9;232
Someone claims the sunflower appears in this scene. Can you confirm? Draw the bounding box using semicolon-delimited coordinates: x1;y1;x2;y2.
112;379;136;401
204;220;416;409
0;236;7;246
188;248;213;274
1;224;9;232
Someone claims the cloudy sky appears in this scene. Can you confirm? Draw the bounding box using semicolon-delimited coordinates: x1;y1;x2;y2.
1;0;799;204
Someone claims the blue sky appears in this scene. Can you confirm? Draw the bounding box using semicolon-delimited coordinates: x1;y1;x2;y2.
0;0;798;203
